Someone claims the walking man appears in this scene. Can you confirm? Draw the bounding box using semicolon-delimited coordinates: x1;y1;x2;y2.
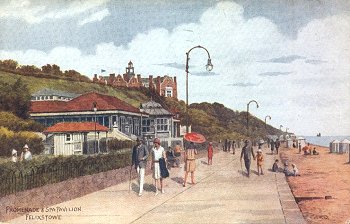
275;139;280;154
132;138;149;196
240;140;256;177
270;139;275;154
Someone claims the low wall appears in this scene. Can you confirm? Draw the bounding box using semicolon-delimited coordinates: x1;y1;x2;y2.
0;166;151;222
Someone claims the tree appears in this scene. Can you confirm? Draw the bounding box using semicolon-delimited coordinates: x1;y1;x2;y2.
18;65;41;74
0;78;31;119
0;59;18;70
41;64;52;73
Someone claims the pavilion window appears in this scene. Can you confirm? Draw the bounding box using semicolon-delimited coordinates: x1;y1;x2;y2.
66;134;72;142
157;118;168;131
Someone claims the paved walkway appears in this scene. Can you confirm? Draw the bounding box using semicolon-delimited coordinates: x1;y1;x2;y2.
9;147;305;224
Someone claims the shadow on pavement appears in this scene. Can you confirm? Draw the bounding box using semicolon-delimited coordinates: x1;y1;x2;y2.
171;177;184;185
131;183;156;193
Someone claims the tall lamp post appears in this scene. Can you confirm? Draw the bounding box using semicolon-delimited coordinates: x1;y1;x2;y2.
93;102;97;153
139;103;144;138
246;100;259;136
185;45;213;133
264;115;271;130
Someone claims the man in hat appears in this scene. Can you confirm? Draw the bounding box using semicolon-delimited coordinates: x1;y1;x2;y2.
132;138;149;196
240;140;256;177
20;144;32;161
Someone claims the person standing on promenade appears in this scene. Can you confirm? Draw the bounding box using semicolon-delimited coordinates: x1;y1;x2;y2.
270;139;275;154
151;138;167;195
224;139;228;152
256;149;264;175
240;140;256;177
298;142;302;153
207;142;213;165
232;140;236;155
132;138;149;196
183;142;198;186
174;142;182;157
275;139;280;154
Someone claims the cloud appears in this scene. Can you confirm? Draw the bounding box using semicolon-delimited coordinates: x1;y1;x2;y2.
227;82;261;87
0;1;349;135
260;55;305;63
258;72;292;77
78;8;110;26
190;71;220;76
0;0;110;24
304;59;327;65
155;62;185;70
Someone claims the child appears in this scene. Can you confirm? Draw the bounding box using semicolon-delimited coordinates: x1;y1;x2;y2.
256;149;264;175
272;159;279;172
291;164;300;176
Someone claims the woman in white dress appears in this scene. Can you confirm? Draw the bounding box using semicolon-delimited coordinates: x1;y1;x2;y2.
151;138;167;195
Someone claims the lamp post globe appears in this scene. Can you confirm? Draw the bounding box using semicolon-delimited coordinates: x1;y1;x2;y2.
185;45;213;134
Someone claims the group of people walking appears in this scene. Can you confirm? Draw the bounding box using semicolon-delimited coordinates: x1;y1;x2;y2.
131;138;198;197
132;137;300;196
268;138;280;154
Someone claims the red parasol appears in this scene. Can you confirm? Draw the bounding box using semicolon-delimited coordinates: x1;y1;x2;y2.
184;132;206;143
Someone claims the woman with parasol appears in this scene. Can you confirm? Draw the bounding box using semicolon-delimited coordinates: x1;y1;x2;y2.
182;132;206;187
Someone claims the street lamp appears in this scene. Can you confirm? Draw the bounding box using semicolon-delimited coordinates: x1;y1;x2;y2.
246;100;259;136
139;103;144;137
93;102;97;154
185;45;213;133
264;115;271;130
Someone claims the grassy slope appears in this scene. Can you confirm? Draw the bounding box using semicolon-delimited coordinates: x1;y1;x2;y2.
0;71;148;107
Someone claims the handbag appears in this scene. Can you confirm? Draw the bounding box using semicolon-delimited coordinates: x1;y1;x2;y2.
159;158;169;178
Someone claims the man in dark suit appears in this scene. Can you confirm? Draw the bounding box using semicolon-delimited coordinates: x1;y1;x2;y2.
132;138;149;196
240;140;256;177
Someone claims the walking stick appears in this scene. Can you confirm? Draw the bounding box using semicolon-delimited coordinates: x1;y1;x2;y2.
128;164;133;193
240;159;243;177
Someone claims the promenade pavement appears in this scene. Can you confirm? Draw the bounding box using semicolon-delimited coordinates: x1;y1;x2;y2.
9;147;306;224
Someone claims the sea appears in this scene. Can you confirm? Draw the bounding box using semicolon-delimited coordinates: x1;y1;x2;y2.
303;136;350;147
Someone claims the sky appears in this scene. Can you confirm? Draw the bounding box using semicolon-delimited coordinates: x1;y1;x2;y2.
0;0;349;136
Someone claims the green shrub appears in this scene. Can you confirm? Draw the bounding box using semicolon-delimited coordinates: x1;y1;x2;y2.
107;139;134;152
0;126;44;157
0;151;131;197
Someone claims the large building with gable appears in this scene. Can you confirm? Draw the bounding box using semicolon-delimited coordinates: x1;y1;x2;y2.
30;92;143;136
92;61;178;99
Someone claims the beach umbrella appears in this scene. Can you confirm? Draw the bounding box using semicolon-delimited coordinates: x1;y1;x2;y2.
184;132;206;143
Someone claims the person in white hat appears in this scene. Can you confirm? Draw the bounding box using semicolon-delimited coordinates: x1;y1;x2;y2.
20;144;32;161
11;149;18;162
256;149;264;176
151;138;167;195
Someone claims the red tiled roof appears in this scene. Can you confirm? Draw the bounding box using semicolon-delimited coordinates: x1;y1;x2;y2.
44;122;109;133
30;92;140;114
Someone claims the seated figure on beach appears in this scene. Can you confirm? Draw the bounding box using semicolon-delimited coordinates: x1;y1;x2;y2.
312;147;319;155
272;159;279;172
291;164;300;176
302;145;310;155
283;162;294;176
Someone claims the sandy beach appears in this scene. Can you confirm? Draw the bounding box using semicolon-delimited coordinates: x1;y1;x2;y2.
280;145;350;224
